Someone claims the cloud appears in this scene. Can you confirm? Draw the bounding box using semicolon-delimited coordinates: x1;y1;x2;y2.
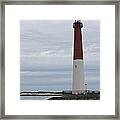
20;20;100;91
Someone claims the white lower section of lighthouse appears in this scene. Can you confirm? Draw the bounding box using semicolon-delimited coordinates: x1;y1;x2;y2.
72;59;85;94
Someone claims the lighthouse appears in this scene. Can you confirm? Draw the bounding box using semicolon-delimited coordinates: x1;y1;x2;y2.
72;20;85;94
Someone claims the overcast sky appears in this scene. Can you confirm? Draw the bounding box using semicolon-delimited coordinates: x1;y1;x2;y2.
20;20;100;91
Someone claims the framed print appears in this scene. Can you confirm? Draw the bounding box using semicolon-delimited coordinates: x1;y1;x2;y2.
0;0;119;119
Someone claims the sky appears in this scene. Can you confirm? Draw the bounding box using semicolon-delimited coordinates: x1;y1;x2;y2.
20;20;100;91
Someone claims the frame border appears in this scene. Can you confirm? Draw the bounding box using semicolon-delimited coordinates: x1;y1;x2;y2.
0;0;119;119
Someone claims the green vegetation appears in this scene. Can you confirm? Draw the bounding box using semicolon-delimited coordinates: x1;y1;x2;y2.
48;91;100;100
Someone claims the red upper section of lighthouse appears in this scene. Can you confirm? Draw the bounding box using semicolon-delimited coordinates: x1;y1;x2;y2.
73;20;83;60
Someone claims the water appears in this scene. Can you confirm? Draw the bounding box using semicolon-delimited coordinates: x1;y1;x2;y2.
20;96;59;100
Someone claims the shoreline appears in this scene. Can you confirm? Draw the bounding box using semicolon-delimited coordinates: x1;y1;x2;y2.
20;90;100;100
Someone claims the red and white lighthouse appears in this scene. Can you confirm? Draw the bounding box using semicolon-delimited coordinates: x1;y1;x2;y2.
72;20;85;94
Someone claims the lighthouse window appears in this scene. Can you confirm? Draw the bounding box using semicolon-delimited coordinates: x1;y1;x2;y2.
75;65;77;68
